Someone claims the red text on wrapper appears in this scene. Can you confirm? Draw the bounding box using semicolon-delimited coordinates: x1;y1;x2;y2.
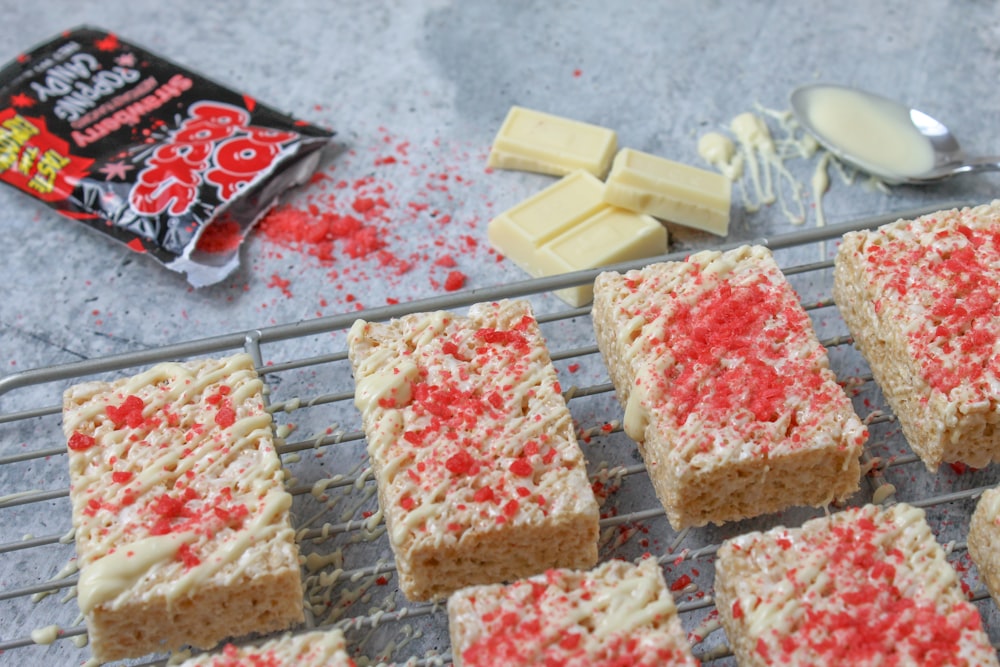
129;101;296;217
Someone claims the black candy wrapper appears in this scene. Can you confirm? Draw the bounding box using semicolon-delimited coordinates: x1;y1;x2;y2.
0;26;332;286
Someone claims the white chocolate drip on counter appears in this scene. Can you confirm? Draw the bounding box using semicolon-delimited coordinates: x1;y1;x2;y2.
698;105;888;229
733;111;806;225
30;624;61;645
31;559;78;603
730;113;776;209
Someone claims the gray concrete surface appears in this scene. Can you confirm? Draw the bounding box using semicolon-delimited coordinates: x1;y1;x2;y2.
2;1;999;665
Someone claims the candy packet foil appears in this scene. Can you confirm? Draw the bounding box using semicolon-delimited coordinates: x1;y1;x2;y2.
0;26;332;286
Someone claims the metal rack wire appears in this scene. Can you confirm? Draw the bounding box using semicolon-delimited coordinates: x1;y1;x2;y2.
2;202;998;666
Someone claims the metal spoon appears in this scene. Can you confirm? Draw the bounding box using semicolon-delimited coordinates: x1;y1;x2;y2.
790;83;1000;185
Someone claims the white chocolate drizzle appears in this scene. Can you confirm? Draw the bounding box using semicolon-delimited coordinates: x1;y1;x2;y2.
697;104;892;230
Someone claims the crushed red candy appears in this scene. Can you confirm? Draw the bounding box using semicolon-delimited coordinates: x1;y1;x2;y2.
444;270;467;292
68;431;96;451
669;574;692;592
105;394;145;429
214;403;237;428
503;499;519;517
509;458;533;477
446;450;476;476
177;542;201;569
473;486;495;504
111;471;133;484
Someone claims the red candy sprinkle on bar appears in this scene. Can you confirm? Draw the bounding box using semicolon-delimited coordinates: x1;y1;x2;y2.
68;431;96;451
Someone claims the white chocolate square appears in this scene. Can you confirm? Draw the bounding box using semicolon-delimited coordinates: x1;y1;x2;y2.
603;148;731;235
488;171;667;307
487;106;617;178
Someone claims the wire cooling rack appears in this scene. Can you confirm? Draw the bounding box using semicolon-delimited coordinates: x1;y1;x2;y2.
3;202;999;666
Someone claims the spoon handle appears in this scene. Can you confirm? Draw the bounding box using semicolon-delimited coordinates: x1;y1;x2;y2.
952;155;1000;176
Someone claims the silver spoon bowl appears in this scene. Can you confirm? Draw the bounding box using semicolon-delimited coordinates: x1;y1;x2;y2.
790;84;1000;185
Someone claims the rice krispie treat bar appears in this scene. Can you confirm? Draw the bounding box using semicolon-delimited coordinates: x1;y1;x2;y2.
348;299;600;601
834;201;1000;470
592;245;866;529
178;629;355;666
714;503;997;666
969;486;1000;610
447;558;699;667
62;354;303;662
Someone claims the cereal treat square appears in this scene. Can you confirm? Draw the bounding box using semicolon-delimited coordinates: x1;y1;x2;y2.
834;201;1000;470
715;503;998;666
62;354;303;662
179;629;355;666
447;558;699;666
348;299;600;601
969;486;1000;610
592;245;865;529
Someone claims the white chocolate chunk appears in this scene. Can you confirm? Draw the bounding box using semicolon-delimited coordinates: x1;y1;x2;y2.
487;170;607;276
538;207;667;307
603;148;732;236
488;171;667;307
487;106;617;178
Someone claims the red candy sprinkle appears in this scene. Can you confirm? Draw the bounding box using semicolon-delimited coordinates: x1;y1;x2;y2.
670;574;692;592
177;542;201;569
68;431;96;451
205;385;232;404
215;404;237;428
105;395;145;429
473;487;495;504
444;270;467;292
503;499;519;518
509;458;533;477
446;450;476;476
435;254;457;268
